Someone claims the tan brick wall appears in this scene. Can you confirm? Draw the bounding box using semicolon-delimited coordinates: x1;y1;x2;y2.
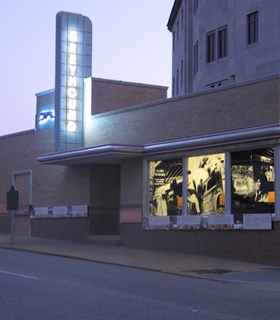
91;78;167;114
86;77;280;146
120;158;143;208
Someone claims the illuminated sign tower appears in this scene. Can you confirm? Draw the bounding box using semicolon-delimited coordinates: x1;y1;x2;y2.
54;11;92;151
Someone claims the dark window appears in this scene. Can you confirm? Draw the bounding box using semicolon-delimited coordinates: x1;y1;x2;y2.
177;20;179;40
176;69;179;95
173;31;175;50
219;28;227;58
181;9;183;29
207;33;215;62
194;0;199;14
194;41;198;76
248;11;258;44
181;60;184;87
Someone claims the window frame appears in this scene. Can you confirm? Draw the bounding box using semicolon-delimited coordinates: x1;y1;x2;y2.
194;41;198;76
176;69;179;95
181;60;184;88
248;11;258;45
207;32;216;63
218;27;228;59
194;0;199;15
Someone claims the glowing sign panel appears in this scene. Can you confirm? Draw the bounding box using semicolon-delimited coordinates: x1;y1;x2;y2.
67;30;78;132
54;11;92;151
39;111;55;124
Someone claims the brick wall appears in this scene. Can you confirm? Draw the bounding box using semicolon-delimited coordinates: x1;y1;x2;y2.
91;78;167;114
120;158;143;208
0;215;10;234
86;77;280;146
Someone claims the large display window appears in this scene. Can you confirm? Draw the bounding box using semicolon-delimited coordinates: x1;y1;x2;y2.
149;159;182;216
146;148;275;230
231;147;274;219
187;153;225;215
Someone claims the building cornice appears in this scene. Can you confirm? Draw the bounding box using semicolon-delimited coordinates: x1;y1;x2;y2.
167;0;182;31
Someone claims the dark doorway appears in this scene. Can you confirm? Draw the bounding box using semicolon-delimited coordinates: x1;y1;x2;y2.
89;164;120;235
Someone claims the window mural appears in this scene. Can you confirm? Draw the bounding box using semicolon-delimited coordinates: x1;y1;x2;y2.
231;147;274;218
187;153;225;215
149;159;182;216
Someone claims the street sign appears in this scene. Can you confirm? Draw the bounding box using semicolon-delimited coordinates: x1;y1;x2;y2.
7;185;19;246
7;185;19;211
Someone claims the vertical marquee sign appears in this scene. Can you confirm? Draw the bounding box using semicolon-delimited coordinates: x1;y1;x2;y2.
55;11;92;151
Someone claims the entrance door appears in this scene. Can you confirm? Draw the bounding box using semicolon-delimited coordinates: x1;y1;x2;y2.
89;164;120;235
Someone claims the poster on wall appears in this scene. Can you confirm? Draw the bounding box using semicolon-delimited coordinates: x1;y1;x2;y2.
149;159;182;216
187;153;225;215
142;214;234;231
32;205;88;218
231;147;274;218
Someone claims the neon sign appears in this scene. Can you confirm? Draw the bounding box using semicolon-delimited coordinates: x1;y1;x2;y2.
54;11;92;152
39;111;55;124
67;30;78;132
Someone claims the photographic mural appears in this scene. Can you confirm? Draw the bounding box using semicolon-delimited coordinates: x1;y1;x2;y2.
231;147;275;217
150;159;182;216
187;153;225;215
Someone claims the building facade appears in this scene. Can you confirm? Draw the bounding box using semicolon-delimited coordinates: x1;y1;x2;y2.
1;5;280;266
168;0;280;96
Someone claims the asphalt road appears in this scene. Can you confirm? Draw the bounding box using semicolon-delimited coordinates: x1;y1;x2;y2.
0;248;280;320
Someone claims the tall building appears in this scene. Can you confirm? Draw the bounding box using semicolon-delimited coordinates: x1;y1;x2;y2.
168;0;280;96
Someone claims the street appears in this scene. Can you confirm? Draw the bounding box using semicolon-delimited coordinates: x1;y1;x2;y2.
0;248;279;320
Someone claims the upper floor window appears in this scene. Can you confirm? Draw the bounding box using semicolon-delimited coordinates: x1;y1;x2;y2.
219;27;228;58
194;41;198;76
177;20;179;40
207;32;215;63
194;0;199;15
248;11;258;44
173;31;176;50
181;60;184;87
181;9;184;29
176;69;179;95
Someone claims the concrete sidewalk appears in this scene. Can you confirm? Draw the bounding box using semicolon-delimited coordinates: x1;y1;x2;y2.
0;233;279;287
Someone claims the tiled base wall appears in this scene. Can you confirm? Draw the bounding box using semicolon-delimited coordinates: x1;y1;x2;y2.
120;221;280;266
31;218;90;241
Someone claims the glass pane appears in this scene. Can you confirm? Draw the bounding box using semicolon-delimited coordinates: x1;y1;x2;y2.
231;147;274;221
150;159;183;216
188;153;225;215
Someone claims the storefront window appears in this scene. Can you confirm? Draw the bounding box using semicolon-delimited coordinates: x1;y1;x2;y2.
149;159;182;216
187;153;225;215
231;147;274;219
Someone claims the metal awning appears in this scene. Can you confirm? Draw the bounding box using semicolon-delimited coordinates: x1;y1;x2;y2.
37;145;144;165
37;124;280;165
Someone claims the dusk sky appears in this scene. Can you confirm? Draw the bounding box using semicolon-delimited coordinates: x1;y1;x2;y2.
1;0;172;136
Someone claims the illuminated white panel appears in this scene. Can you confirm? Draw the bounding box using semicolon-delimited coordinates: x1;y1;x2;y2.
55;11;92;151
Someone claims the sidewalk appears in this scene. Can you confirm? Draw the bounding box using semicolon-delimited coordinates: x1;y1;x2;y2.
0;233;280;288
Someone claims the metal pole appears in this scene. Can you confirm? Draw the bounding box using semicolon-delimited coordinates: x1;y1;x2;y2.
10;211;15;245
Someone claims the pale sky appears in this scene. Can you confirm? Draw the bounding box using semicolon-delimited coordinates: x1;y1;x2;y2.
0;0;173;136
